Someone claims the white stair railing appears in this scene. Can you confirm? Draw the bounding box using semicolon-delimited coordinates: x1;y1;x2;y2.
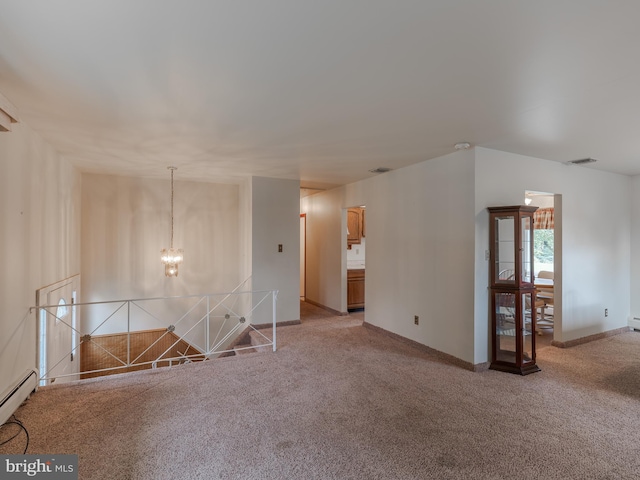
32;288;278;385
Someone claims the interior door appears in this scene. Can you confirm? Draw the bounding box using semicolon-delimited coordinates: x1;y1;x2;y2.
36;275;80;385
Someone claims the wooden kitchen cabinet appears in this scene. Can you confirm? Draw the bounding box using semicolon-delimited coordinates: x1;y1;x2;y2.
347;207;365;247
347;269;365;310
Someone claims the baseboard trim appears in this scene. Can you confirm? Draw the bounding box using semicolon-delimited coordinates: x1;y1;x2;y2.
303;298;348;316
362;322;484;372
473;362;491;372
252;319;302;330
551;326;631;348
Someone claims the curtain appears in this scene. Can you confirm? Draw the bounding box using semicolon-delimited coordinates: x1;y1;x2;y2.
534;207;554;229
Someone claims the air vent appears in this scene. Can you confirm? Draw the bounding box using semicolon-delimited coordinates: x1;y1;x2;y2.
368;167;392;174
568;157;597;165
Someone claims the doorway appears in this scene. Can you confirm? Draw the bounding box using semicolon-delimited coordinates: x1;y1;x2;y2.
346;206;366;313
526;191;559;346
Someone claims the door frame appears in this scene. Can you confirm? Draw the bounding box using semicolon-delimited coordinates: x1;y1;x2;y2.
300;214;306;300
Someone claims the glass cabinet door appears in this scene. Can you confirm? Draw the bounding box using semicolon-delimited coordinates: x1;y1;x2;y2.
493;290;537;367
520;215;533;284
493;214;515;285
494;291;516;363
521;291;535;364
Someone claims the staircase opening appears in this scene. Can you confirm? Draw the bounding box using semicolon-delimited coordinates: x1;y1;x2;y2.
33;285;278;385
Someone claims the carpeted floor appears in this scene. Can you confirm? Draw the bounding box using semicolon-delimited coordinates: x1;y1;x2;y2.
2;302;640;479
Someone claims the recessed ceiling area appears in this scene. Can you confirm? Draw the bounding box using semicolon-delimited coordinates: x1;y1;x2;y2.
1;1;640;189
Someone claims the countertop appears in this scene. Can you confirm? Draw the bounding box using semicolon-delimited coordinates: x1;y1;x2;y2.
347;261;365;270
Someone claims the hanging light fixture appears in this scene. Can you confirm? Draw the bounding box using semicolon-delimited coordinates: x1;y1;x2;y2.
161;166;183;277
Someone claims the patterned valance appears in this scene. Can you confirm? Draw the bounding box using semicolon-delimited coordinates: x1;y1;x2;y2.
534;207;554;229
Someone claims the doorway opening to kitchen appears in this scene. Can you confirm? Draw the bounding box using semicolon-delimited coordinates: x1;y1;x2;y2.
346;206;366;313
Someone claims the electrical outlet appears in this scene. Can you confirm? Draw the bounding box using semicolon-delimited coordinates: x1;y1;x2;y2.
278;244;283;252
414;315;419;325
605;308;608;317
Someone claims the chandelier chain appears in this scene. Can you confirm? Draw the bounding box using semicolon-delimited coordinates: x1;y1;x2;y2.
170;167;174;248
161;166;182;277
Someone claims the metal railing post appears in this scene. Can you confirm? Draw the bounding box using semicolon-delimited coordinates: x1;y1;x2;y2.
206;295;210;354
272;290;277;352
127;300;131;366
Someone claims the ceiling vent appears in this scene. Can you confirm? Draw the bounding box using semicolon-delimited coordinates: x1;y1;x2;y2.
368;167;392;174
567;157;597;165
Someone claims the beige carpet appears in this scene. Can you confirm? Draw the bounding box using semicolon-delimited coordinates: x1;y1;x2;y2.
2;302;640;479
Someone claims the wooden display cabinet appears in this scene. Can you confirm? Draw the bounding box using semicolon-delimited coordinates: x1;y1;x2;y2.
488;205;540;375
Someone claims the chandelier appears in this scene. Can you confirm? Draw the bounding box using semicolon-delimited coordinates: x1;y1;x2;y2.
161;166;183;277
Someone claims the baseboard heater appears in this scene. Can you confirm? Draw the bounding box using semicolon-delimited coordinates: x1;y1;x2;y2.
629;317;640;330
0;369;38;426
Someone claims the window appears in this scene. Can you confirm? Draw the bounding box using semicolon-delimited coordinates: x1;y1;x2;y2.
56;298;68;324
534;229;554;273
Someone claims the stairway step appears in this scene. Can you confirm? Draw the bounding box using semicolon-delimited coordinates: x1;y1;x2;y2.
233;345;257;355
248;331;272;351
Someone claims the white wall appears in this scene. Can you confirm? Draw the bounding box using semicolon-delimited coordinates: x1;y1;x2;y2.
302;150;477;363
474;148;631;362
364;151;477;362
239;177;252;289
81;173;242;333
81;174;299;334
346;237;365;264
0;123;81;395
631;175;640;320
251;176;300;324
301;187;346;311
303;147;632;367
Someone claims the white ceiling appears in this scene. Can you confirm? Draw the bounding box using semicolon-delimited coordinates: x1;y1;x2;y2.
2;1;640;189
